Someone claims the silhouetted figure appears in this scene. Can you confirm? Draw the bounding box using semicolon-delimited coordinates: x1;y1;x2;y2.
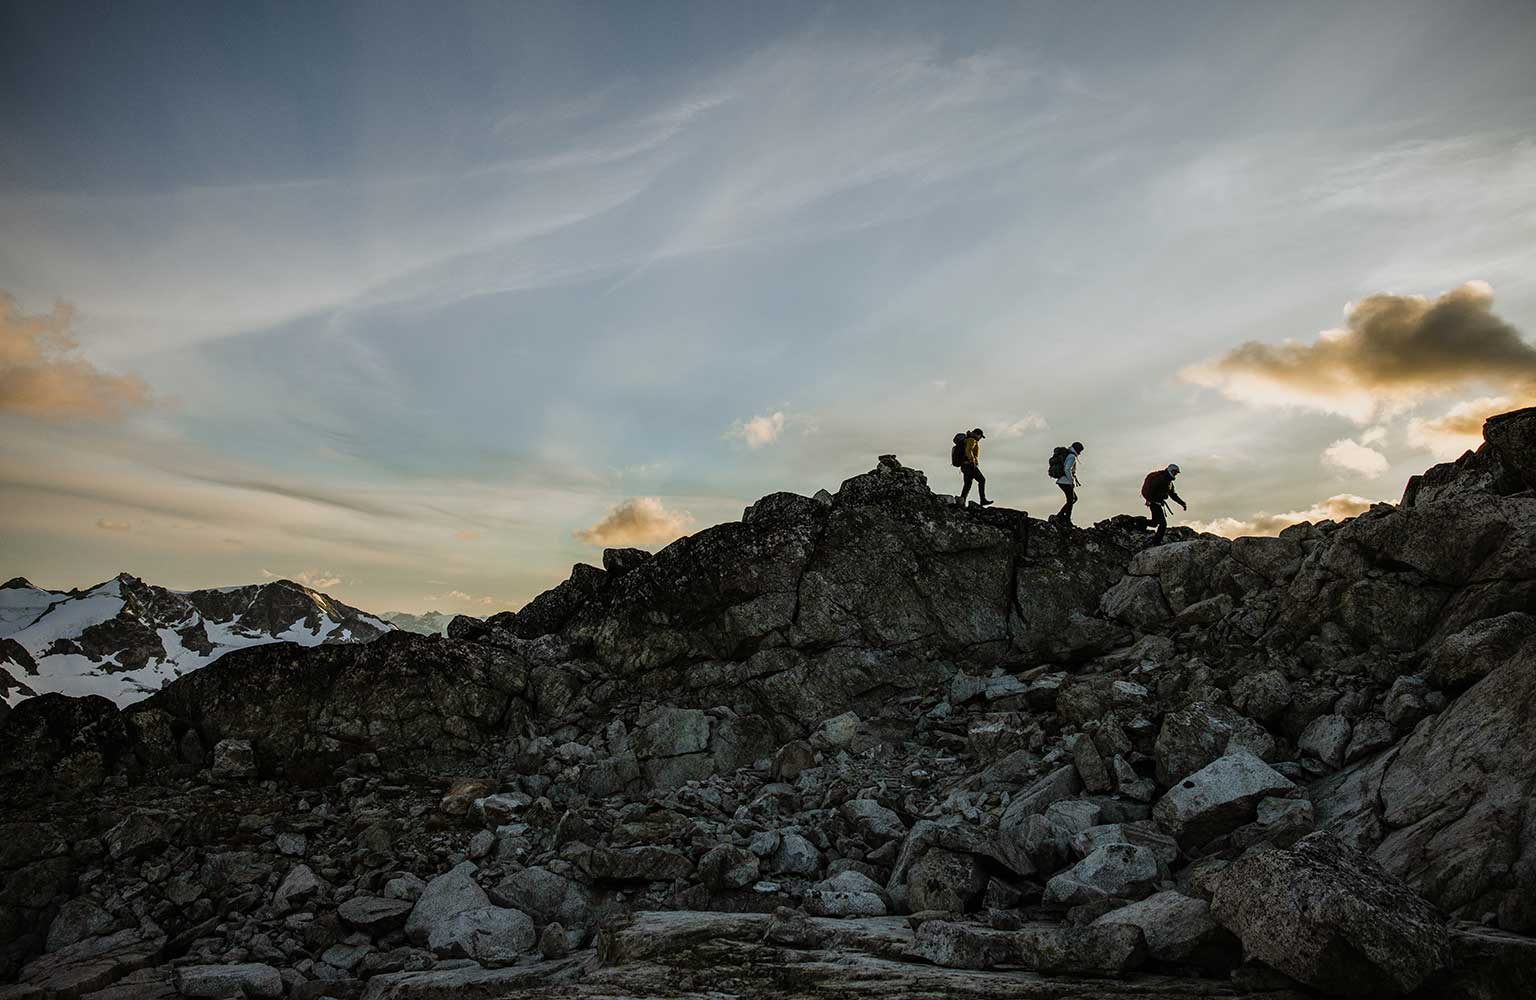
1141;463;1186;545
1051;442;1084;526
952;428;993;506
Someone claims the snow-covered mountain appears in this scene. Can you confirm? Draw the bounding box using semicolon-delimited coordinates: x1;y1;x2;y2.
380;610;453;636
0;574;394;709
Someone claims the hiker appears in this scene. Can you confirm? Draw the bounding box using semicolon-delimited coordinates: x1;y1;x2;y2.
1141;463;1187;545
951;428;993;507
1050;442;1084;526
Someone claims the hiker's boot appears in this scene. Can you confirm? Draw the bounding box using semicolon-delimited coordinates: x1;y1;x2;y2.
980;498;995;507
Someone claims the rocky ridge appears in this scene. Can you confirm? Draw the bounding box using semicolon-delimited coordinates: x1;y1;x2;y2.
0;410;1533;999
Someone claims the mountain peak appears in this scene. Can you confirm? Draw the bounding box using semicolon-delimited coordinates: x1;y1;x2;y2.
1;577;34;590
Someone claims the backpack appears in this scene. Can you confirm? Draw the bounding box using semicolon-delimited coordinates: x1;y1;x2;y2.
1047;446;1069;479
1142;470;1168;504
950;433;968;467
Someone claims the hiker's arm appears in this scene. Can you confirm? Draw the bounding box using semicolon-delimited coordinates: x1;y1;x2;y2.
1170;488;1186;508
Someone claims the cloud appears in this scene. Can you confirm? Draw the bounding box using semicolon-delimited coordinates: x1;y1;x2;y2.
1406;394;1526;459
425;589;498;607
261;568;344;590
573;496;694;547
0;293;152;422
1190;494;1380;538
95;518;130;531
991;414;1049;438
726;411;787;449
1183;282;1535;422
454;529;482;542
1322;438;1390;478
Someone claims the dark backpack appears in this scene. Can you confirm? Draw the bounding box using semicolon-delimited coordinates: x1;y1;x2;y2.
951;432;968;467
1047;446;1069;479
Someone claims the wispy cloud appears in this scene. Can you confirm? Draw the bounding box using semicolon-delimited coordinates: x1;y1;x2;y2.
95;518;130;531
574;496;694;547
991;414;1049;438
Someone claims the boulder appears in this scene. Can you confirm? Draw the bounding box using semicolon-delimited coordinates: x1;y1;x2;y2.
1070;822;1177;865
210;738;257;779
803;870;887;917
1155;702;1279;786
697;845;760;891
907;848;986;913
1298;714;1351;769
404;863;491;947
273;863;324;914
1425;612;1536;690
838;799;906;843
44;898;113;953
1211;832;1453;995
1043;844;1160;907
1099;576;1169;628
587;845;694;881
104;810;176;861
426;905;536;965
1153;751;1295;847
488;866;592;930
1230;670;1294;724
994;812;1071;878
911;920;1147;975
175;962;283;998
1094;890;1234;967
339;896;414;936
601;547;653;577
766;833;820;877
11;927;163;998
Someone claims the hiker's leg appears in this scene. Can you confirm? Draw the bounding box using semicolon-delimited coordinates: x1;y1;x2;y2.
959;466;974;502
974;468;988;501
1151;504;1167;544
1057;483;1075;521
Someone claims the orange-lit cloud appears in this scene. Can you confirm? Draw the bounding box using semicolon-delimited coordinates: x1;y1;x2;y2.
95;518;131;531
574;496;694;547
1183;282;1535;421
727;411;787;448
1407;394;1531;459
1190;493;1380;538
0;293;152;422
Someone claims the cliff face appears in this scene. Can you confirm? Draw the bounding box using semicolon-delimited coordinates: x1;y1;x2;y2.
1;412;1533;998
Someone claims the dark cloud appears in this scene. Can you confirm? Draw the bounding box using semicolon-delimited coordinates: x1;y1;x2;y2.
574;497;693;547
1185;282;1535;418
0;293;152;422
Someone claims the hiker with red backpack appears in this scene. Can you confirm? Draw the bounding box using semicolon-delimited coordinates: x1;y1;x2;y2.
1141;463;1186;546
1048;442;1084;527
950;428;994;507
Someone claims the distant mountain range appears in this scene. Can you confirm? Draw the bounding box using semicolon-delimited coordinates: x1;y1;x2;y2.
0;573;397;709
379;610;454;636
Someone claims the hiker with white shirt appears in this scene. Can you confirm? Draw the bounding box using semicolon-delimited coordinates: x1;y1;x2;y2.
1049;442;1084;527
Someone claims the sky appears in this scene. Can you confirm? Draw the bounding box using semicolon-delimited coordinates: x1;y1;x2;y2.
2;0;1534;615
